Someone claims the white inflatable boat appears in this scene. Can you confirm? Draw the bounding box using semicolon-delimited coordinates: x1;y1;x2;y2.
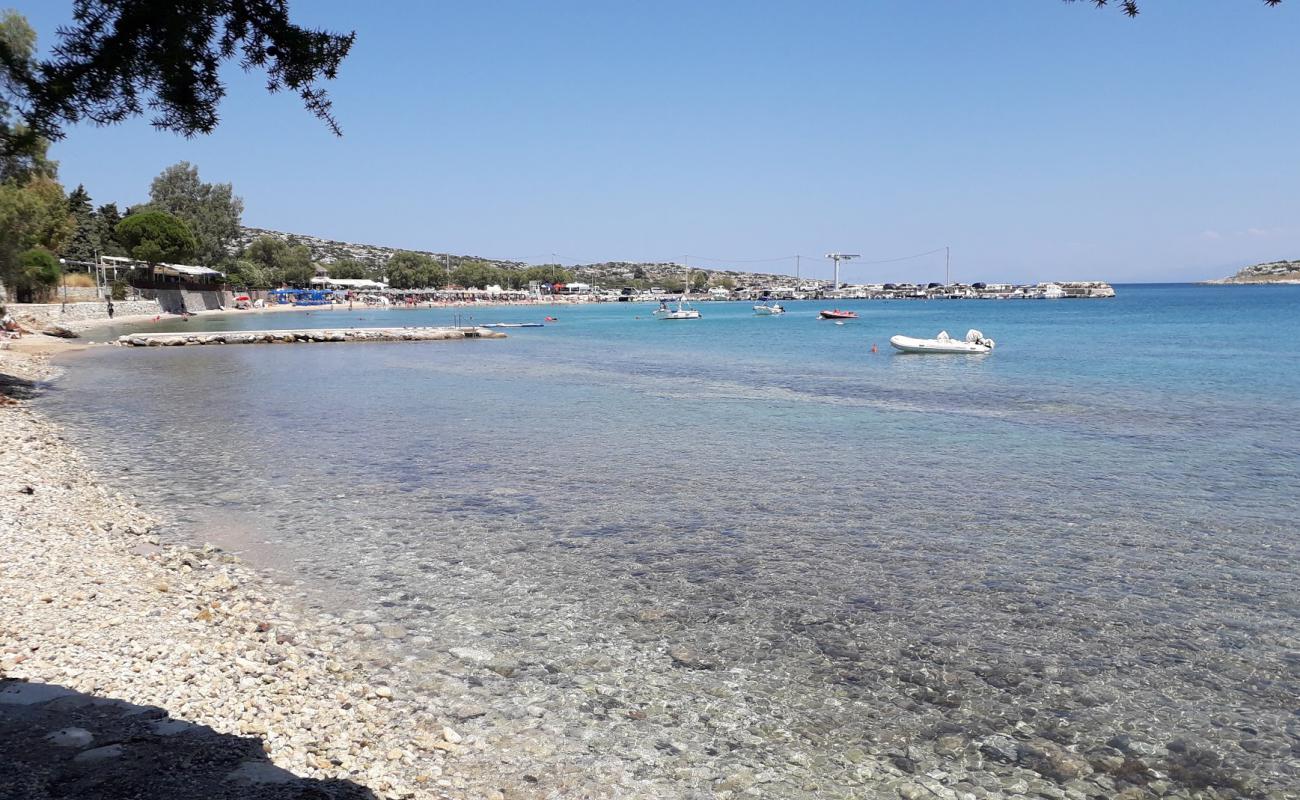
889;329;995;354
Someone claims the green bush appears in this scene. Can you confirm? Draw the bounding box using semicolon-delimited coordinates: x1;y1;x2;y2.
11;247;62;301
110;278;128;301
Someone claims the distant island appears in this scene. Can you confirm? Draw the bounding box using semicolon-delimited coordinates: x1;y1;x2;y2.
1207;259;1300;284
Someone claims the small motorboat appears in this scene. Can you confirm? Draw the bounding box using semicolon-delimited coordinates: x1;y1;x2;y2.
889;329;995;354
753;303;785;315
819;309;857;320
658;295;701;320
481;322;545;328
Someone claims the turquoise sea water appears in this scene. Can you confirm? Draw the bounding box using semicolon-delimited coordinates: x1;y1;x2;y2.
46;285;1300;797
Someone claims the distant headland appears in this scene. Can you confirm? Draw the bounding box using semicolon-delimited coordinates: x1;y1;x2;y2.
1205;259;1300;284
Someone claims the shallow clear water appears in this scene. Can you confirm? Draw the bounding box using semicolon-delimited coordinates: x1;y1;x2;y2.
46;285;1300;798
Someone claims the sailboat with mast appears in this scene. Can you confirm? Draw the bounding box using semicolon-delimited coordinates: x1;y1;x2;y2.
659;262;701;320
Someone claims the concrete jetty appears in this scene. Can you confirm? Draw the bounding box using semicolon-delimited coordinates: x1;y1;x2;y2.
116;326;507;347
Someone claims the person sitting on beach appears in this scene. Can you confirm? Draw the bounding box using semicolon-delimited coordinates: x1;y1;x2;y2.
1;310;20;337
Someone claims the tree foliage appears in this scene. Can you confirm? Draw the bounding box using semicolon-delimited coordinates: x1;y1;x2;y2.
1067;0;1280;15
242;235;313;286
62;183;100;262
325;258;374;281
227;258;273;289
15;246;60;292
142;161;242;267
518;265;574;288
2;1;355;148
115;210;196;265
0;176;74;268
384;251;441;289
0;11;58;184
94;202;125;256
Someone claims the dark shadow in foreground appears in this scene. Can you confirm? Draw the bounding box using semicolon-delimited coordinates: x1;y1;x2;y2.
0;370;38;402
0;678;377;800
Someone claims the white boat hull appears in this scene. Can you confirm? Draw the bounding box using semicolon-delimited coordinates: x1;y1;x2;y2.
889;335;993;354
661;310;701;320
753;305;784;315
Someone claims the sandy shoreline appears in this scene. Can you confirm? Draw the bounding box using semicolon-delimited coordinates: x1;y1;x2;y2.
0;347;477;799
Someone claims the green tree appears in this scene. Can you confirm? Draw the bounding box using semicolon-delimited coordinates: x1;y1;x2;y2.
62;183;99;263
242;235;313;286
115;210;196;266
3;1;354;151
142;162;242;267
452;260;508;290
520;265;573;288
326;258;373;280
94;202;125;256
0;176;74;280
690;271;708;291
385;251;439;289
8;246;60;301
226;258;272;290
0;12;57;184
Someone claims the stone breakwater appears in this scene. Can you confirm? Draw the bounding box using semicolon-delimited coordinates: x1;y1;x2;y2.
116;326;507;347
0;351;493;800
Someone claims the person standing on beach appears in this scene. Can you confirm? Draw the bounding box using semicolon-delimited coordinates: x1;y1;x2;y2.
106;298;115;319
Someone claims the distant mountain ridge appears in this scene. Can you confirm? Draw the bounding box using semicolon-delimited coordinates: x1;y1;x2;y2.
1210;259;1300;284
232;226;804;288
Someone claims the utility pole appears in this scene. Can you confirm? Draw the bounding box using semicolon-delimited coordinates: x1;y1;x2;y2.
796;254;801;283
945;246;951;286
825;253;860;293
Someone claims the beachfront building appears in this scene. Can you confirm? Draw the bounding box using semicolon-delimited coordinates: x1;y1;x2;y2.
113;258;228;313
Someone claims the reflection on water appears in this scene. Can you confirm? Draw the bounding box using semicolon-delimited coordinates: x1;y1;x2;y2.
44;286;1300;798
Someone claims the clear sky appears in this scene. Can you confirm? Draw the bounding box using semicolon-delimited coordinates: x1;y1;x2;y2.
13;0;1300;283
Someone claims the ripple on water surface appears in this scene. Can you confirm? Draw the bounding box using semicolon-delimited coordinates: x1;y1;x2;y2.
45;287;1300;798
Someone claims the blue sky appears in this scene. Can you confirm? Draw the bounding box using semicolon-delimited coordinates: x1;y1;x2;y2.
14;1;1299;282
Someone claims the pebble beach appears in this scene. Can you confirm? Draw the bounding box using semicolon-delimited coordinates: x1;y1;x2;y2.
0;346;470;800
5;287;1300;800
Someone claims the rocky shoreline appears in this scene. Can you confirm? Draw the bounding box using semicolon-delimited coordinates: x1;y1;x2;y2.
0;348;476;800
1204;259;1300;284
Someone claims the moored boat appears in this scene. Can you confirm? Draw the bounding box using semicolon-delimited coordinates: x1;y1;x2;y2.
753;303;785;315
889;329;995;354
659;266;702;320
819;309;857;320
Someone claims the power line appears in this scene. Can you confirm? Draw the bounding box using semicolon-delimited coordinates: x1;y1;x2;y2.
854;247;947;265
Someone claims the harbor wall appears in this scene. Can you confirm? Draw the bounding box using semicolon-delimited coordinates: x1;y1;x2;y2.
8;300;165;330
